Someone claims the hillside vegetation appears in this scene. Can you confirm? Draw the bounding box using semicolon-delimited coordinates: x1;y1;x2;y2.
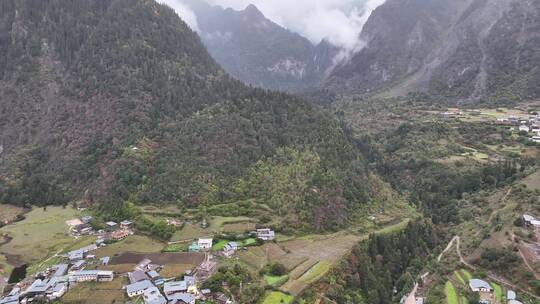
0;0;391;231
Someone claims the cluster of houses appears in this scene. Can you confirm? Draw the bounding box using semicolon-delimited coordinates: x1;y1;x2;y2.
440;108;540;143
123;258;230;304
188;228;275;258
66;216;134;242
499;113;540;143
0;239;113;304
469;279;525;304
1;220;276;304
523;214;540;230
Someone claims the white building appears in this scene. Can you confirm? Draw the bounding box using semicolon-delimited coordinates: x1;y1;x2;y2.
519;125;530;132
256;228;275;241
469;279;492;292
69;270;114;282
198;238;213;250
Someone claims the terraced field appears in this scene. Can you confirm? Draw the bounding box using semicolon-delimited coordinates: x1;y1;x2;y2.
445;281;458;304
262;291;294;304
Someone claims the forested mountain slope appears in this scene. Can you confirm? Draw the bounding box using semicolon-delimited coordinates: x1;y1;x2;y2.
0;0;382;231
324;0;540;101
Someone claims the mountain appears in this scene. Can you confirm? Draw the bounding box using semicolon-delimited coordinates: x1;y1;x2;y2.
0;0;382;231
179;0;338;92
325;0;540;101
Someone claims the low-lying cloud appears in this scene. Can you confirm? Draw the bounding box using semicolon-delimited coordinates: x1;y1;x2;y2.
158;0;200;32
161;0;386;60
205;0;386;53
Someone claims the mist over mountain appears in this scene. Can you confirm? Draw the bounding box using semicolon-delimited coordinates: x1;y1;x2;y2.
325;0;540;101
172;0;345;91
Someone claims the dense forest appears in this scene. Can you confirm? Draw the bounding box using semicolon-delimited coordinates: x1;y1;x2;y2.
299;220;444;304
0;0;384;231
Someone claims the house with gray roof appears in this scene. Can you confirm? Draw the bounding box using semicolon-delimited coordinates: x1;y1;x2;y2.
469;279;492;292
24;279;49;296
223;242;238;257
163;281;187;295
0;295;19;304
126;280;154;297
129;270;149;284
142;286;167;304
51;264;68;277
69;260;86;272
166;292;195;304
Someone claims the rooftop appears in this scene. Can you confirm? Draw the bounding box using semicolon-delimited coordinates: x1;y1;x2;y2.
129;270;149;283
70;270;113;276
524;214;535;222
166;292;195;303
126;280;154;294
52;264;68;277
163;281;187;294
143;286;167;304
147;270;160;279
469;279;492;291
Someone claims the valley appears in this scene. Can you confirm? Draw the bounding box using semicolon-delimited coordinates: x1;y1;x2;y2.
0;0;539;303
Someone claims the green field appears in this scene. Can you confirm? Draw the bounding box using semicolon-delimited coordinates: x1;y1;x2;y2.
171;216;255;242
162;243;187;252
212;240;229;251
94;235;164;258
491;283;503;303
262;291;294;304
445;281;458;304
0;207;83;265
460;269;472;281
521;168;540;190
298;261;331;284
264;274;289;286
212;238;257;251
454;270;466;285
62;277;126;303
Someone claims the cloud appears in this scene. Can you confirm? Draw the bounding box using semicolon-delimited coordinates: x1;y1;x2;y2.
204;0;386;53
158;0;200;32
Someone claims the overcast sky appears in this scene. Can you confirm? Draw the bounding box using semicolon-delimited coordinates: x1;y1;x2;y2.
160;0;386;53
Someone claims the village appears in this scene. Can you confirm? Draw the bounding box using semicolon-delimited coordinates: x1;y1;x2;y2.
0;212;277;304
401;211;540;304
440;108;540;144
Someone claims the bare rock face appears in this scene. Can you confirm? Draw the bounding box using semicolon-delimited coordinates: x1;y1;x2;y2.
326;0;540;101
